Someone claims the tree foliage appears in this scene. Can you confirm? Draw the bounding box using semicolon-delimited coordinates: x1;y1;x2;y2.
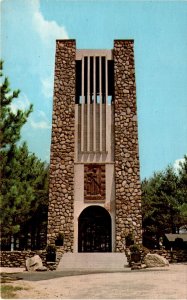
1;143;48;237
142;156;187;248
0;61;48;249
0;61;33;149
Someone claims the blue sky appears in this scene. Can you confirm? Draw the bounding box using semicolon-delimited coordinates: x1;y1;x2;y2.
1;0;187;179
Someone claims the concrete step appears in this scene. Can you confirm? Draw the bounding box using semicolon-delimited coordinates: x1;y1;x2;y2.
57;253;128;271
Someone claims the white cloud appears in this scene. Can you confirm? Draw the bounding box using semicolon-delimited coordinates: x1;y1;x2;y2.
173;158;185;174
10;93;31;114
41;75;54;99
30;119;51;129
31;0;68;99
38;110;48;119
33;5;68;44
30;110;51;129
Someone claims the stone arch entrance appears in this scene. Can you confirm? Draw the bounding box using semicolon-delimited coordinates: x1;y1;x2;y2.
78;206;112;252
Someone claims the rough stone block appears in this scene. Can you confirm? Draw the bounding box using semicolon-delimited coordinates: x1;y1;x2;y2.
144;253;169;268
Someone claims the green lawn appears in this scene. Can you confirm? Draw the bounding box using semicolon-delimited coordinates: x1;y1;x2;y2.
1;284;24;299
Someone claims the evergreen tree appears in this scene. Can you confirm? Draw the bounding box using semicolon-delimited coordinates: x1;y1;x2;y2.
0;61;48;249
0;61;33;149
142;157;187;248
1;143;48;238
177;155;187;229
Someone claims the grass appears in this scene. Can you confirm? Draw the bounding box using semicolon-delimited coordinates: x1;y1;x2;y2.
0;274;27;299
1;284;24;299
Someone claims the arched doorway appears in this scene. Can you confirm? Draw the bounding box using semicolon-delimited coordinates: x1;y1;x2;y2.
78;206;111;252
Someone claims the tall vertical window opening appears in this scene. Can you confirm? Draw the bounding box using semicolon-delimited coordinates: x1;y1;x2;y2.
75;57;114;104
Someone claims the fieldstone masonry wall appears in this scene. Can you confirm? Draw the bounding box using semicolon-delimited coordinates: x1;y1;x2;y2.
0;251;46;268
47;39;142;253
0;249;64;270
2;249;186;269
47;40;76;251
114;40;142;251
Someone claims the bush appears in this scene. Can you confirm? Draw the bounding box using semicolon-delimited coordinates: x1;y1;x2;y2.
46;244;56;253
129;244;141;264
129;244;140;253
125;233;134;247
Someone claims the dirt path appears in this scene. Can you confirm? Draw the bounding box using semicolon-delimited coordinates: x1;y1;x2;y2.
3;263;187;299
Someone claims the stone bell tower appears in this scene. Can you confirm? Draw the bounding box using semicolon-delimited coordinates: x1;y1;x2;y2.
47;39;142;253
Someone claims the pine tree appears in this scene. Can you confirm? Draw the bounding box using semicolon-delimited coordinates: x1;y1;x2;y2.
177;156;187;229
142;158;187;248
0;61;48;249
0;61;33;149
1;143;48;237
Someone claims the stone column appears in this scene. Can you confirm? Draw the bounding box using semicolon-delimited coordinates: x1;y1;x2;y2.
47;40;76;252
114;40;142;251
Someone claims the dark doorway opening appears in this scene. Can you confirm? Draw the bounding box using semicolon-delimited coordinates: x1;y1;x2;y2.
78;206;112;252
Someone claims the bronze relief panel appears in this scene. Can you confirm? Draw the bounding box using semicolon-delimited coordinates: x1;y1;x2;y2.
84;164;105;201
